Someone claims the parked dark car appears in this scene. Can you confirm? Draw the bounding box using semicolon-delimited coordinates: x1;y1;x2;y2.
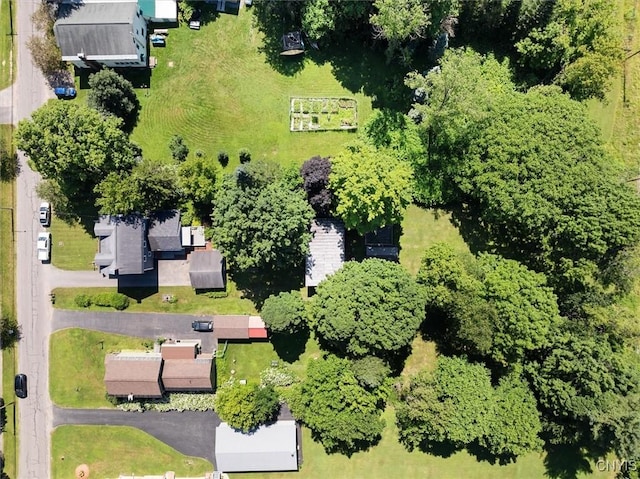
192;320;213;332
14;374;27;399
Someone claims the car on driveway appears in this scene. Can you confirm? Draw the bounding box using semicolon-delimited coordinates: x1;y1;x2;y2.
15;374;27;398
192;320;213;332
37;232;51;262
54;86;77;99
39;201;50;227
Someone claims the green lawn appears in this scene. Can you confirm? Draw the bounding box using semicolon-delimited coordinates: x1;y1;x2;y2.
0;0;15;89
399;205;470;276
49;215;98;270
234;408;612;479
3;347;17;479
52;284;257;315
130;10;393;167
49;328;153;408
51;425;212;479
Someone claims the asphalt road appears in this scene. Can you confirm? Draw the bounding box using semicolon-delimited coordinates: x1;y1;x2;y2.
12;2;56;478
53;407;220;464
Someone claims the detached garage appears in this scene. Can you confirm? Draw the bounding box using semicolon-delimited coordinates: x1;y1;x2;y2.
215;420;299;472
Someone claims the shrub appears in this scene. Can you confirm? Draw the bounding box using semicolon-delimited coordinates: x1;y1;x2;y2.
92;292;130;310
238;148;251;164
260;365;297;388
169;135;189;161
74;294;92;308
205;291;228;299
218;151;229;167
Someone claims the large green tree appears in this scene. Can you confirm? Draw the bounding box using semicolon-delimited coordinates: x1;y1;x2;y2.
261;291;307;334
397;357;542;460
312;259;425;358
289;355;386;455
329;141;413;234
451;86;640;298
95;160;181;215
15;101;137;202
211;161;314;272
178;154;219;218
88;69;141;132
214;382;280;433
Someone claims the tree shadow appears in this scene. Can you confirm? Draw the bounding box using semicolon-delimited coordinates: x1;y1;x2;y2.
270;328;310;362
415;439;460;459
230;262;306;309
543;444;595;479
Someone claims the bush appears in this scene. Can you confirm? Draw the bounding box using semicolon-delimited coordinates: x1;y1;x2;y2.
238;148;251;164
205;291;228;299
74;294;92;308
92;292;130;310
169;135;189;162
218;151;229;167
260;365;297;388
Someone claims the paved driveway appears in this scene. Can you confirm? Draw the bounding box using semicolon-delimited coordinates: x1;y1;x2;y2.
53;407;220;464
52;310;218;352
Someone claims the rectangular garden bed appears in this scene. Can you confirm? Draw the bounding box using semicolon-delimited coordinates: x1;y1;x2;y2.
290;97;358;131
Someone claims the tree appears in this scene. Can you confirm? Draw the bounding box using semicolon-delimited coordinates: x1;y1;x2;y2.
405;48;514;205
15;101;137;203
397;357;542;460
0;136;18;180
515;0;622;100
178;154;219;218
95;160;181;215
289;355;385;454
214;382;279;433
261;291;307;334
211;161;314;272
300;156;334;217
169;135;189;162
26;35;63;75
312;259;425;358
349;356;391;390
87;69;141;133
329;141;413;234
450;86;640;298
397;356;494;451
301;0;370;41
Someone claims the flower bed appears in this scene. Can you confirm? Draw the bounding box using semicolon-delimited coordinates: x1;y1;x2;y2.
290;97;358;131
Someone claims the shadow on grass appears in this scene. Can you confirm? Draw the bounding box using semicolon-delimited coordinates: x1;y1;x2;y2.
270;329;309;362
543;444;595;479
230;263;305;309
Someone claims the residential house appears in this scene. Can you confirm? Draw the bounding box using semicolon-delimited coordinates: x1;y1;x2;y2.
94;214;153;277
215;420;299;472
54;1;148;69
160;340;215;392
189;250;226;290
305;219;345;290
148;210;184;258
104;352;164;399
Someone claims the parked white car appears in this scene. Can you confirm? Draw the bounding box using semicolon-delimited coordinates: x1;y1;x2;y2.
39;202;51;227
37;232;51;262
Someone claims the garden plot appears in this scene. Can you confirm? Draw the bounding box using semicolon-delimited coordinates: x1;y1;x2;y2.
290;97;357;131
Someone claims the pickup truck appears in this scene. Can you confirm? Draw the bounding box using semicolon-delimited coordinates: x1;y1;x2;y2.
54;87;77;99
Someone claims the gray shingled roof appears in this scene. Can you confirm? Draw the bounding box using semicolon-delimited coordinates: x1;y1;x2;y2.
305;219;345;287
189;250;226;289
148;210;183;252
94;214;151;276
215;421;299;472
54;3;140;58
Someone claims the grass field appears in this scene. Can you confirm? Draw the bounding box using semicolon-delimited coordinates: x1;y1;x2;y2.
49;328;154;408
130;9;396;167
399;205;470;276
0;0;15;90
51;425;213;479
49;216;98;270
52;284;257;315
0;124;17;479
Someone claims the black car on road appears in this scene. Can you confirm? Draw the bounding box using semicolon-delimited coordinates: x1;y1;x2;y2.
14;374;27;399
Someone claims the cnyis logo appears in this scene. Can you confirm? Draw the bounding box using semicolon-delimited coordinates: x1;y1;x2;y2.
596;459;637;472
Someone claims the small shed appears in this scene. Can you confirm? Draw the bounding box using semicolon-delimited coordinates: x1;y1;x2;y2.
280;31;305;56
364;225;399;261
189;250;226;289
215;420;299;472
305;219;345;288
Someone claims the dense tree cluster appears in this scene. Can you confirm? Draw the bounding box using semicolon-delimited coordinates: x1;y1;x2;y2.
178;154;219;218
288;355;386;455
312;258;425;359
211;161;314;273
214;382;280;433
329;141;413;234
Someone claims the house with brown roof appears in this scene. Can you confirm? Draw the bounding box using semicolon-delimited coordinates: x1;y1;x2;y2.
104;352;164;398
162;355;215;392
212;315;267;340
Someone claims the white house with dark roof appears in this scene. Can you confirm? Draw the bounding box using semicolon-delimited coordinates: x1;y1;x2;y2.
305;219;346;289
54;1;148;69
94;214;153;277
